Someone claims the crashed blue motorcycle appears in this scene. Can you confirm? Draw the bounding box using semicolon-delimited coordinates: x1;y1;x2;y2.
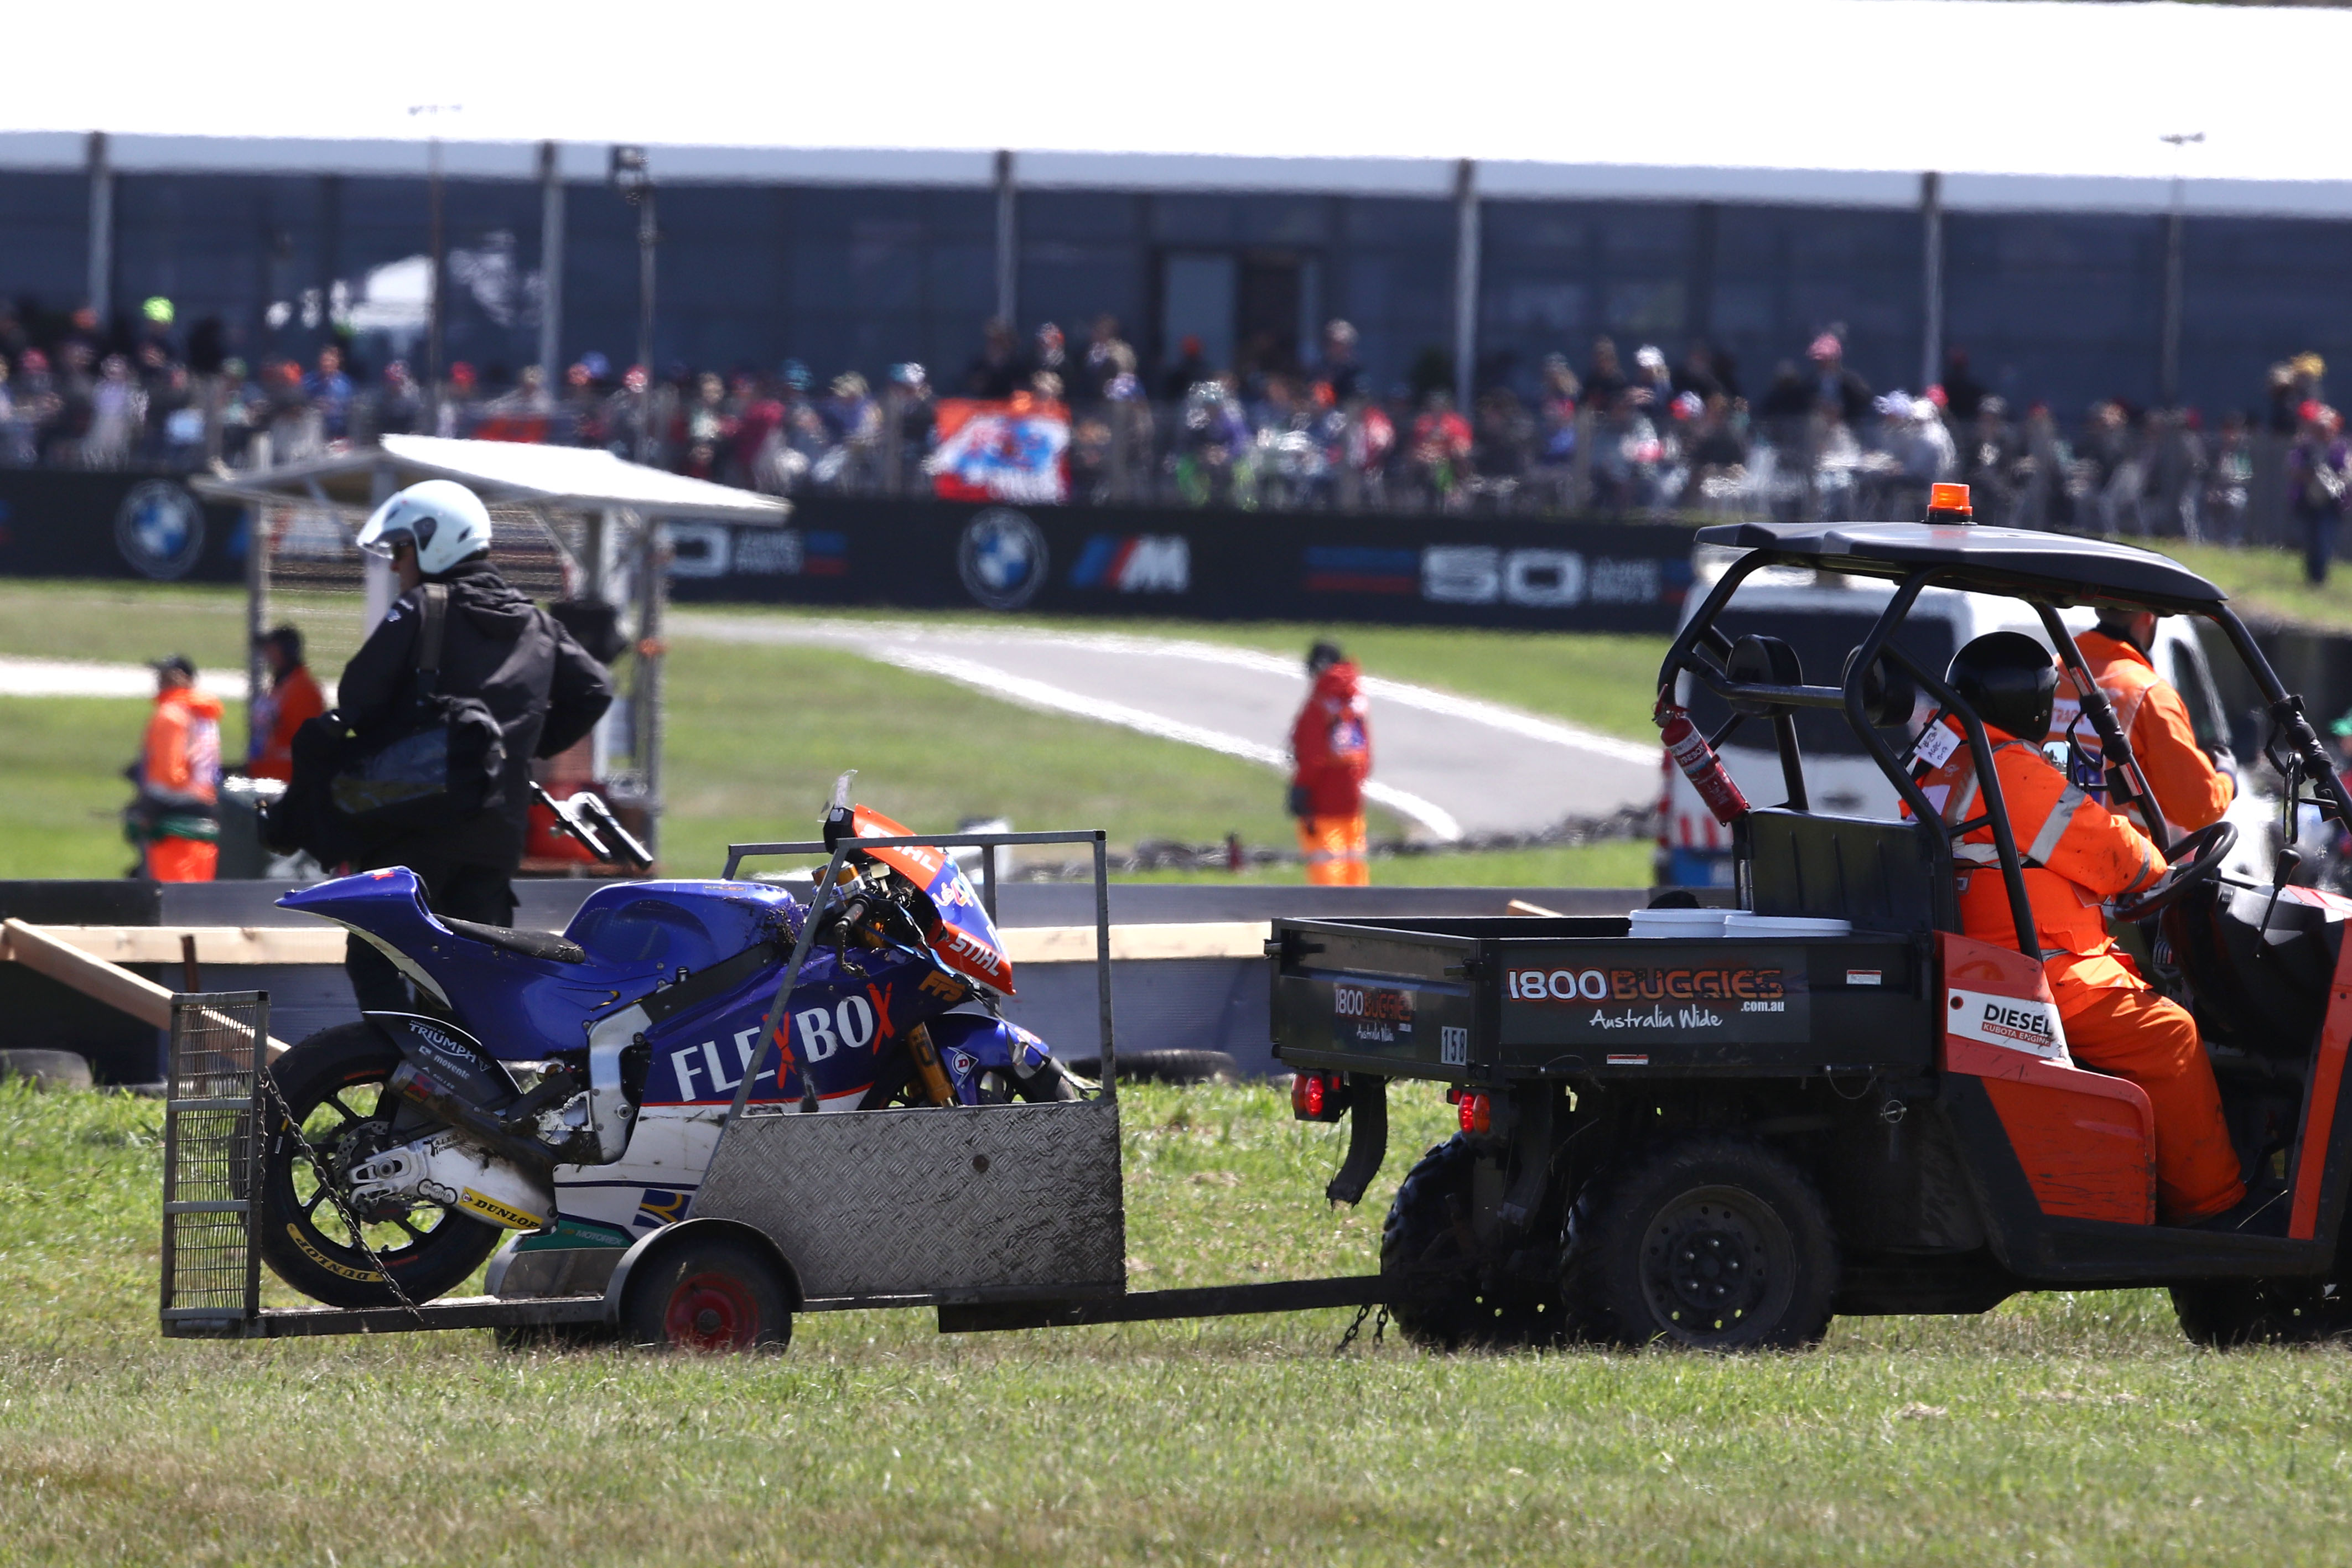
259;778;1080;1309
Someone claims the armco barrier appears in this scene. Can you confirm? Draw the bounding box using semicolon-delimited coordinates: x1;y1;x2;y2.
667;497;1698;632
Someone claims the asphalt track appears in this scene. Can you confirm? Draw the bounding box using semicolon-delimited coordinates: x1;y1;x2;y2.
0;656;257;701
669;615;1659;843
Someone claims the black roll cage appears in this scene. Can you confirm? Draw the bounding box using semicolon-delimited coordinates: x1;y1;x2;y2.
1659;549;2352;960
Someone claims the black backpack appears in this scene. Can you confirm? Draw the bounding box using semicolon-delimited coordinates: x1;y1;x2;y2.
264;584;508;862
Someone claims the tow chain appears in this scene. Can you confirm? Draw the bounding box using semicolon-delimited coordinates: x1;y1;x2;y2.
258;1067;428;1326
1333;1301;1389;1355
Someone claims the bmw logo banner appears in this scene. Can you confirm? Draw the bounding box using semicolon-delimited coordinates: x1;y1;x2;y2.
958;508;1050;611
663;495;1691;632
0;471;239;583
115;480;208;580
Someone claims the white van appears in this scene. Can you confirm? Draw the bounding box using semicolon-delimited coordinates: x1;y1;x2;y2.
1656;552;2272;887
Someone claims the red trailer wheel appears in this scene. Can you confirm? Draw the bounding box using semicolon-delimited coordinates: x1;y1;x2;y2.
622;1233;794;1353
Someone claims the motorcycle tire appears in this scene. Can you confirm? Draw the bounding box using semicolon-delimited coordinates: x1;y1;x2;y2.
257;1022;503;1310
620;1233;794;1353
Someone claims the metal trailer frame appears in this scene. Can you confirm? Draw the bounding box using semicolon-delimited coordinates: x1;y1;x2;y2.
161;829;1386;1343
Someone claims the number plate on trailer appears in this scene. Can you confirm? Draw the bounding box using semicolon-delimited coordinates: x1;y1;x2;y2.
1285;972;1475;1071
1499;944;1813;1050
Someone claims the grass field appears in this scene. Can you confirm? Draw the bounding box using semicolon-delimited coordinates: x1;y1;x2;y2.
2163;541;2352;634
12;542;2340;887
666;604;1672;744
3;1078;2349;1566
0;698;150;879
0;582;1664;883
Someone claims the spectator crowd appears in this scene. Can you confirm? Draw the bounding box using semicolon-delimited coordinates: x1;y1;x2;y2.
2;293;2343;582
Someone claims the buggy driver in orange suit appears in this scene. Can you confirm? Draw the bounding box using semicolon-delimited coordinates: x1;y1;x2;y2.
2053;608;2236;837
1920;632;2263;1229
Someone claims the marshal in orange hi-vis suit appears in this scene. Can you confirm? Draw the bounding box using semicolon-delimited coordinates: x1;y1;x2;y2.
1290;645;1373;886
247;660;326;783
130;662;225;882
2052;614;2235;835
1923;634;2245;1222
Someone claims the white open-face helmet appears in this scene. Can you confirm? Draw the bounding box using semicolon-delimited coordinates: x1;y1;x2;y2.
357;479;494;577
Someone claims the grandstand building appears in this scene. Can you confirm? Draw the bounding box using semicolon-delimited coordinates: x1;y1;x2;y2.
3;0;2348;416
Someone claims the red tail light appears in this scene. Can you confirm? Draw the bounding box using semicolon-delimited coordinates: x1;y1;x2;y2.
1291;1071;1349;1122
1457;1091;1492;1136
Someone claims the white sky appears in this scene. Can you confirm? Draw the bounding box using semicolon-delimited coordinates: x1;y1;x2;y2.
6;0;2333;186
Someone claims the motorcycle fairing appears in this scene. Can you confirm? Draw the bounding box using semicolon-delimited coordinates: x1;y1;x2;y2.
277;869;807;1062
564;880;803;979
550;944;999;1232
632;941;946;1109
928;1010;1055;1104
849;804;1015;996
278;860;1063;1242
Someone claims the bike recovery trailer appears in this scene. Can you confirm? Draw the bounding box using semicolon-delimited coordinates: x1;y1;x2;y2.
160;829;1390;1346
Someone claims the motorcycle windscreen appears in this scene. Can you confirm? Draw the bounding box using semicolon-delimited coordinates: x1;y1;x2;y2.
850;805;1015;995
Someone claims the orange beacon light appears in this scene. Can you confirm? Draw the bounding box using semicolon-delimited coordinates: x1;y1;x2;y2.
1928;481;1974;522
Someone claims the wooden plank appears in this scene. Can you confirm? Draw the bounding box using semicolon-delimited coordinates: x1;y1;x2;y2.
19;925;350;966
3;918;176;1027
1005;921;1269;964
12;921;1275;967
1;919;293;1058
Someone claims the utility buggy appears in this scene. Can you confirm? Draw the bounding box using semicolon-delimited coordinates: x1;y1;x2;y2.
1273;519;2352;1350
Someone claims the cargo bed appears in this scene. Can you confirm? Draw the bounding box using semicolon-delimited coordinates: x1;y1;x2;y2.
1268;914;1937;1084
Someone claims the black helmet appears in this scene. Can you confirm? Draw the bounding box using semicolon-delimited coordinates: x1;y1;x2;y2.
1947;632;2057;741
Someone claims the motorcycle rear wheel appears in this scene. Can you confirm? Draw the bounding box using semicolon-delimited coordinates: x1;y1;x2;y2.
257;1023;503;1310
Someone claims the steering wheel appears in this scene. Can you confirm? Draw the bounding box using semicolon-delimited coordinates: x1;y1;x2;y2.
2110;819;2238;921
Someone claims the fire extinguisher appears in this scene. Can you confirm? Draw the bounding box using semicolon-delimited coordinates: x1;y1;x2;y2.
1658;702;1750;825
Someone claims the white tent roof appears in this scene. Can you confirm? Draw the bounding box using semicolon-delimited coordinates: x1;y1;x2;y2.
193;435;793;522
7;0;2350;215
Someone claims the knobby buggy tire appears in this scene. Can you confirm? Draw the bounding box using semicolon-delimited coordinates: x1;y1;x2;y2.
256;1023;503;1310
1380;1135;1569;1351
1563;1136;1838;1351
620;1233;795;1353
2171;1278;2352;1347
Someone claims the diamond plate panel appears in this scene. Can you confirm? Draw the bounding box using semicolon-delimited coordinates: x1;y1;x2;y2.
692;1100;1125;1299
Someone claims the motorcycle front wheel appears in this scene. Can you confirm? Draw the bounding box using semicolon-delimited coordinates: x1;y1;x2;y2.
257;1023;502;1310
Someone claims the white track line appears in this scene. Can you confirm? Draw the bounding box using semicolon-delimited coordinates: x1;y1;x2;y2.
670;613;1659;766
875;645;1465;842
0;657;253;701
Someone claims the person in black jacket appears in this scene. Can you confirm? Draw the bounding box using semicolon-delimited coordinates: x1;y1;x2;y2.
341;479;614;1010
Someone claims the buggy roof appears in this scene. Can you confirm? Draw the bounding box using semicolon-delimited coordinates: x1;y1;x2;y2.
1694;520;2225;612
191;435;792;524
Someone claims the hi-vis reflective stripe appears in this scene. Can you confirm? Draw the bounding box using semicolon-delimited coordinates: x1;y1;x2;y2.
2024;784;2090;866
1948;773;1981;823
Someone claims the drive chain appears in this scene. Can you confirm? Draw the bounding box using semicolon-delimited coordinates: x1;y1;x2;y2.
258;1066;428;1326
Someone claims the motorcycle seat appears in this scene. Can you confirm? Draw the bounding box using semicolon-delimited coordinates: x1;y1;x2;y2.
440;916;588;965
